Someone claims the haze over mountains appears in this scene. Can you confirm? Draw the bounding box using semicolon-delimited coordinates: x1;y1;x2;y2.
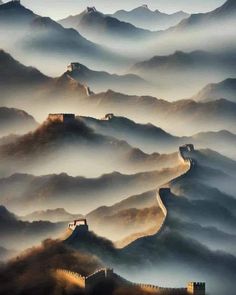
130;50;236;99
0;107;38;136
66;62;154;95
81;115;236;158
0;205;64;250
111;5;189;30
192;78;236;103
59;7;153;47
2;49;236;136
0;1;128;75
0;1;235;295
0;117;182;178
0;166;183;214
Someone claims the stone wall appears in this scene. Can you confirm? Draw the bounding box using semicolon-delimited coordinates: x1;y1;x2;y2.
56;268;204;295
47;113;75;123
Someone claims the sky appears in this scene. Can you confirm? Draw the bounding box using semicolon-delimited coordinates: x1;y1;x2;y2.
19;0;226;20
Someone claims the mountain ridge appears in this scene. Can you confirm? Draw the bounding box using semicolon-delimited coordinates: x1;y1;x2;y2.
111;5;189;30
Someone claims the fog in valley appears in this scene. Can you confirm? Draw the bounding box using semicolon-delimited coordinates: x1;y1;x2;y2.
0;1;236;295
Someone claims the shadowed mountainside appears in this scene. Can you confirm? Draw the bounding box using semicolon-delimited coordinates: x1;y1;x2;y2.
0;117;180;177
59;7;152;46
0;1;128;74
86;190;163;242
1;51;236;136
0;239;104;295
0;50;90;117
192;78;236;103
173;0;236;31
130;50;236;99
66;62;155;96
0;163;184;215
80;115;236;158
0;107;38;136
64;146;236;295
0;205;65;250
86;91;236;135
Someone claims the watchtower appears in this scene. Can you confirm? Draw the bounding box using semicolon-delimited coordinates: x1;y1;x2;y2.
87;7;96;13
68;219;89;232
47;113;75;123
67;63;80;72
187;282;205;295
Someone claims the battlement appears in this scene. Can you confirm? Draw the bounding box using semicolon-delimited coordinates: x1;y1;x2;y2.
67;62;80;72
56;268;205;295
187;282;205;295
68;218;88;232
179;144;195;162
47;113;75;123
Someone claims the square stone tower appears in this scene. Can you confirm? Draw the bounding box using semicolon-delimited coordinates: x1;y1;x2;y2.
187;282;205;295
47;113;75;123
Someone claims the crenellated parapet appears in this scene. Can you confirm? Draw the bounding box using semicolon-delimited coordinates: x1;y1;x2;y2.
47;113;75;123
187;282;205;295
55;268;204;295
156;145;197;234
179;144;194;162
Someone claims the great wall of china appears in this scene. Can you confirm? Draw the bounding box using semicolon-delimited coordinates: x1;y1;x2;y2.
55;267;205;295
156;144;196;232
57;144;205;294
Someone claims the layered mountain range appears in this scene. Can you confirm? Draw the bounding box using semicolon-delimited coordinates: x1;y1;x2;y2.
0;1;235;295
80;115;236;158
59;7;153;46
111;5;189;30
0;205;64;250
0;1;128;74
0;107;38;136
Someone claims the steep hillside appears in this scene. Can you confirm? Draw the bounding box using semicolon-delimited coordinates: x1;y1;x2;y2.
80;115;178;153
59;7;152;45
0;163;184;214
89;91;236;135
0;205;64;250
111;5;189;30
192;78;236;103
81;114;236;158
130;50;236;98
0;240;103;295
0;107;38;136
66;62;153;96
175;0;236;31
0;50;89;116
87;190;162;242
0;117;180;177
0;1;126;73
